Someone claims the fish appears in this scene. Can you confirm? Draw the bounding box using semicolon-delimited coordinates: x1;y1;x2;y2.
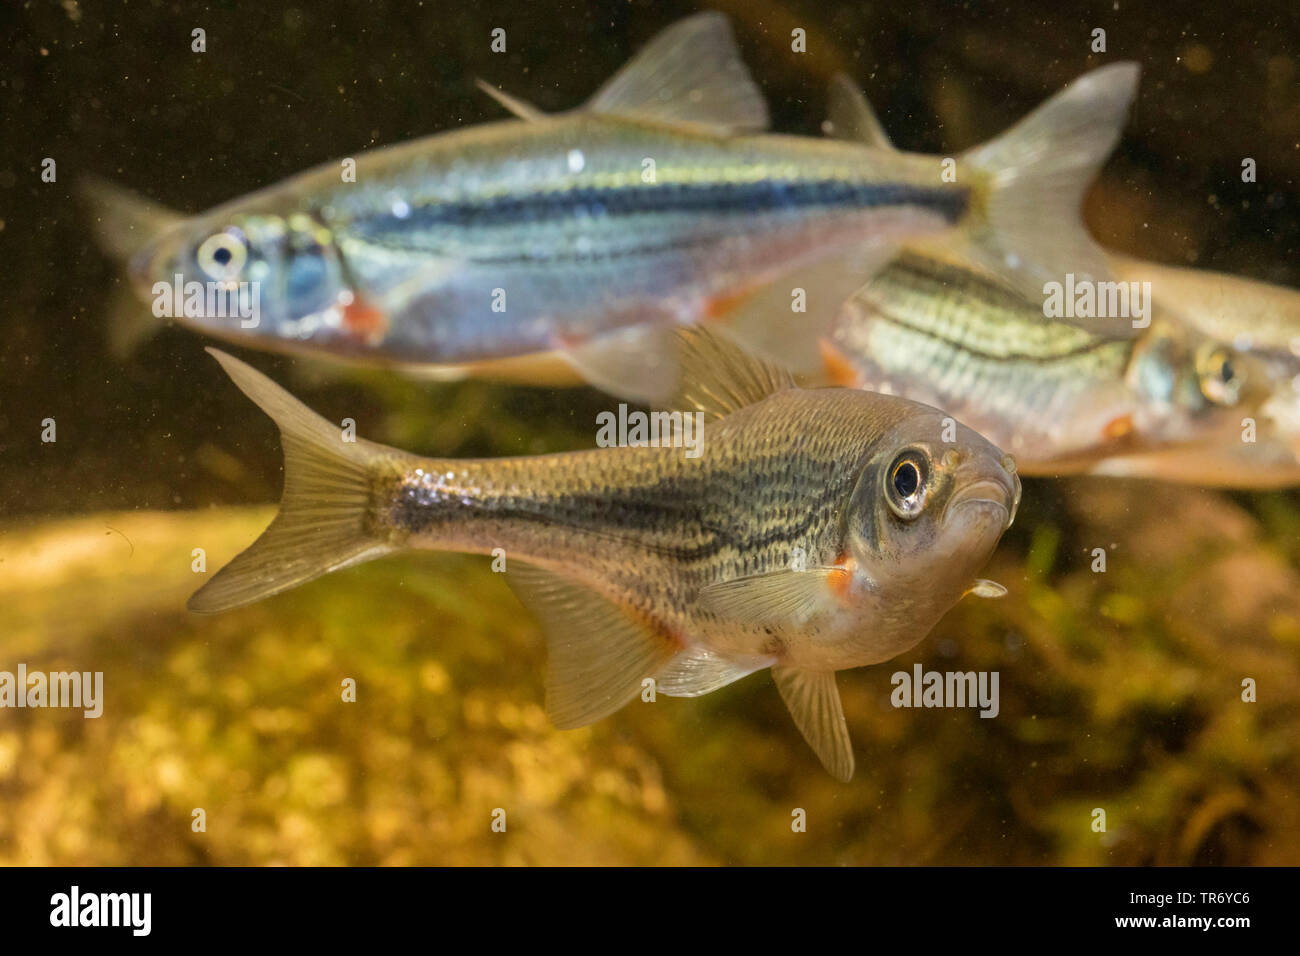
814;83;1296;485
84;12;1139;403
822;247;1276;479
1108;253;1300;367
187;330;1021;781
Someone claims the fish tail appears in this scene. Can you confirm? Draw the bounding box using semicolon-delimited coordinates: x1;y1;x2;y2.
78;176;188;357
958;63;1140;300
78;175;184;268
187;348;405;613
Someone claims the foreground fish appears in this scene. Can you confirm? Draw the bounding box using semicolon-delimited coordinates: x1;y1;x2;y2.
189;332;1020;780
86;12;1137;401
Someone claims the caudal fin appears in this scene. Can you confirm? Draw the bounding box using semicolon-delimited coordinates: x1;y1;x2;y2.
188;348;402;613
79;176;188;357
78;175;185;264
959;63;1141;330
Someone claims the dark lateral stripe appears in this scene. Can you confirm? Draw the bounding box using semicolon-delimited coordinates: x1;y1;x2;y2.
878;309;1133;364
878;260;1134;364
354;179;969;235
388;467;855;565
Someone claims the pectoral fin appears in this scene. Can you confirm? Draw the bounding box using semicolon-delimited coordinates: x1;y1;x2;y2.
699;568;848;626
772;666;855;782
966;579;1008;599
507;563;679;729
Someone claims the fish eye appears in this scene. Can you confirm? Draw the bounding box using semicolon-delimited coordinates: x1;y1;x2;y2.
1196;344;1242;405
196;230;249;281
884;450;929;519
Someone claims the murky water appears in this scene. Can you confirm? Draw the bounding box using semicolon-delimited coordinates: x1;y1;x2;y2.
2;1;1299;865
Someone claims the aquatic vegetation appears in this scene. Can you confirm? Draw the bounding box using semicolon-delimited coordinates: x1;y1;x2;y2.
3;479;1297;864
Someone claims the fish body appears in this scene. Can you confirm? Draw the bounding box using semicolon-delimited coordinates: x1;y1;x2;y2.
163;115;966;360
87;13;1139;401
824;249;1269;477
190;331;1019;779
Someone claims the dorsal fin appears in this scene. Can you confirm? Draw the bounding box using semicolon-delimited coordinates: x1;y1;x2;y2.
825;73;894;149
668;327;795;422
474;78;547;122
585;12;769;134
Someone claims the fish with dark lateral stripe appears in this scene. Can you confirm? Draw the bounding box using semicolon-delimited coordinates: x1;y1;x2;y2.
189;330;1020;781
85;13;1137;403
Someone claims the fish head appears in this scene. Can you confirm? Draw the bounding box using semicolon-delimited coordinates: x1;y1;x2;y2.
130;208;352;345
1128;323;1272;443
848;408;1020;602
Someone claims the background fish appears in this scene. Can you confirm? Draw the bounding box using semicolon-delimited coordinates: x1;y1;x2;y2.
1109;253;1300;366
813;82;1299;486
823;248;1276;480
85;13;1138;402
188;331;1020;781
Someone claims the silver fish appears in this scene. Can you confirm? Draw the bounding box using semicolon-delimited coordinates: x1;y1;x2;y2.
815;82;1295;486
86;13;1138;402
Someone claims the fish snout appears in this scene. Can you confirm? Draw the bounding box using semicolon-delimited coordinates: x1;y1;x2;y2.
948;451;1021;529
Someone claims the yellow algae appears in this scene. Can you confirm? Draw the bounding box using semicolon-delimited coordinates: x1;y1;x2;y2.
0;490;1298;864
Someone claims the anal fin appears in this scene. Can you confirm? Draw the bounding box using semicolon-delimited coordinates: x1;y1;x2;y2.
717;244;896;377
561;325;678;405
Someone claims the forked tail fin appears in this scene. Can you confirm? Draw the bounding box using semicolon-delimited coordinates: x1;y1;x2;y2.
959;63;1141;331
188;348;405;613
78;176;187;357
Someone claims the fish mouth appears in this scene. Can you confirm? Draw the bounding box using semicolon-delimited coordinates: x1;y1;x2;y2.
948;468;1021;530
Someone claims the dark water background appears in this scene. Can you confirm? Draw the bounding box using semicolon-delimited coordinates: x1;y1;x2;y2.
2;1;1300;865
4;0;1299;516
